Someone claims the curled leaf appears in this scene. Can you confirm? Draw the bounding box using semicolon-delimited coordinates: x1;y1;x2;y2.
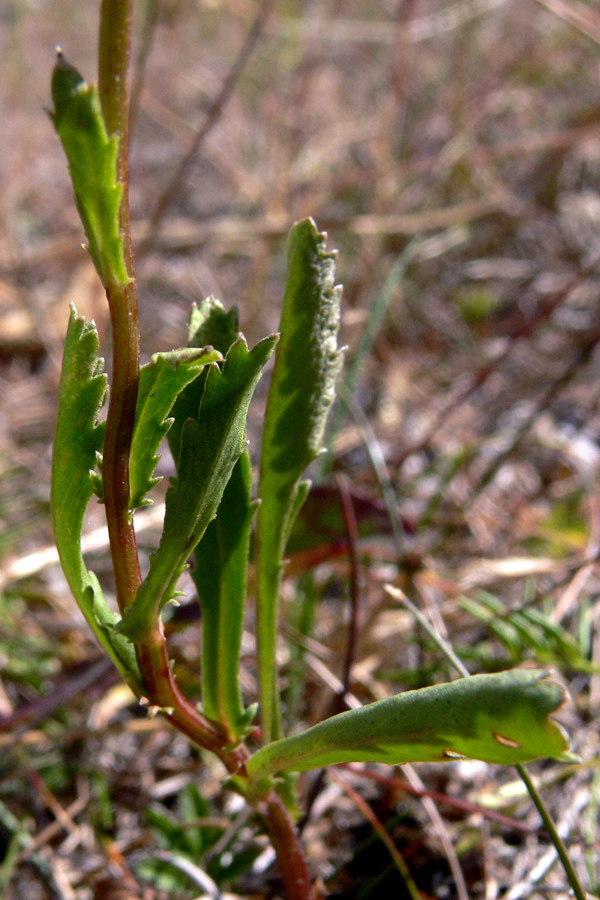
247;668;573;779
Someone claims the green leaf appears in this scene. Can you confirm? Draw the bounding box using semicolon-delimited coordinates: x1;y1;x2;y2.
246;668;574;779
129;346;222;510
51;306;141;688
119;333;277;641
192;451;258;741
50;53;129;288
256;217;344;741
167;297;240;464
162;298;253;740
188;297;241;354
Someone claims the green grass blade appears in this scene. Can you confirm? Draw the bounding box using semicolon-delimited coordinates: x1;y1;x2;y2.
256;218;343;741
50;53;130;289
119;334;277;641
51;306;141;688
247;668;574;778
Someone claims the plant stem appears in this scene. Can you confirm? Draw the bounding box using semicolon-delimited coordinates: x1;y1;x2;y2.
97;0;142;615
95;0;243;768
516;763;587;900
259;791;315;900
135;629;314;899
98;0;133;191
94;9;314;898
135;630;248;771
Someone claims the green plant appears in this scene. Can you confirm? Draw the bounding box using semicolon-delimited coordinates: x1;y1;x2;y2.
48;4;578;898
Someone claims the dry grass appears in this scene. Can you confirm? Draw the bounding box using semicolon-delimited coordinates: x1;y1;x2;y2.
1;1;600;897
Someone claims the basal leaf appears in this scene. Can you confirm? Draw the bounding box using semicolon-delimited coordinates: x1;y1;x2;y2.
51;306;141;688
130;346;221;510
50;53;129;289
256;218;344;741
192;451;258;740
119;333;277;641
246;668;574;779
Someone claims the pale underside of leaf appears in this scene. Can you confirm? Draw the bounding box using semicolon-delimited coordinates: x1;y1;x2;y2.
246;668;573;779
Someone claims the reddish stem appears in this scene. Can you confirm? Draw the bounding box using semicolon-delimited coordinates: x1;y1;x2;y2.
103;282;141;614
260;791;316;900
135;629;248;773
97;0;141;614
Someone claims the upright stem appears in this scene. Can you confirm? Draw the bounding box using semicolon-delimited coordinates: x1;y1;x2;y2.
93;10;314;898
98;0;142;614
98;0;133;193
259;792;316;900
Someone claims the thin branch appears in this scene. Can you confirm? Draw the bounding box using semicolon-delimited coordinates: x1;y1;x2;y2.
514;766;587;900
334;473;362;713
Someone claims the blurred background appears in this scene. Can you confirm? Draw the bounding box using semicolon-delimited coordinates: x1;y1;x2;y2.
2;1;600;897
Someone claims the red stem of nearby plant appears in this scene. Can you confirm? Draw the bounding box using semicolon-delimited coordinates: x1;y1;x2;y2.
95;5;314;897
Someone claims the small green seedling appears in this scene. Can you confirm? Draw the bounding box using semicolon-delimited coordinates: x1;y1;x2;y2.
48;21;575;900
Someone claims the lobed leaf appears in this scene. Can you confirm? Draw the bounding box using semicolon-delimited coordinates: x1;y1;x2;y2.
50;53;129;288
119;333;277;642
51;306;141;688
256;218;344;741
246;668;574;779
129;346;221;510
167;297;241;464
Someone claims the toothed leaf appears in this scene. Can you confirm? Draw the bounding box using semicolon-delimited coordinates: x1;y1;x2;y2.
51;53;130;288
51;306;141;688
167;298;241;463
119;333;277;641
166;299;255;739
256;218;344;740
130;346;221;510
247;669;574;779
188;297;240;355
